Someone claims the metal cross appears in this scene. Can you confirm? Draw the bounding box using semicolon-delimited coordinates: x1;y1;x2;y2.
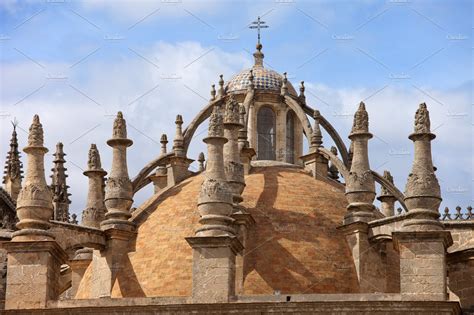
249;16;269;46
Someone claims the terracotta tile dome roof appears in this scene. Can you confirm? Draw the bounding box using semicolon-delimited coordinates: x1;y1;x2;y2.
75;165;359;298
226;66;298;96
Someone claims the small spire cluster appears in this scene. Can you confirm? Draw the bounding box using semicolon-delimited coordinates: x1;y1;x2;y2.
50;142;71;222
3;121;23;201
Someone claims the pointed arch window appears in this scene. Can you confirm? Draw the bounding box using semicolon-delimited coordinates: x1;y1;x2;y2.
286;110;295;164
257;106;276;160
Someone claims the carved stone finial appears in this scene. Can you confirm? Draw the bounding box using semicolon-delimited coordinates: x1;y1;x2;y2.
208;105;224;138
15;115;54;240
299;81;306;105
239;104;246;125
281;72;288;96
197;102;233;237
112;111;127;139
87;144;102;170
224;94;240;125
249;70;254;90
344;102;375;224
28;114;44;147
70;213;78;224
403;103;441;231
351;102;369;134
414;102;431;134
210;84;216;101
218;74;225;97
310;111;322;149
380;170;394;196
328;146;339;181
102;112;134;230
82;144;107;228
198;152;205;172
160;134;168;155
173;115;185;157
253;45;264;67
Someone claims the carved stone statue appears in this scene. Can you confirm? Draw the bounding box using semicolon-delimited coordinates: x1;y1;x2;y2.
224;95;240;125
351;102;369;134
28;114;44;147
414;102;431;133
208;105;224;137
88;144;102;170
112;111;127;139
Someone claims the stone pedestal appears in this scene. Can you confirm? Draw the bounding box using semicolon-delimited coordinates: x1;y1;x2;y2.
69;248;92;298
166;156;193;187
393;230;452;301
378;195;397;217
149;170;168;193
240;147;255;175
300;151;329;179
186;236;243;303
3;241;67;309
90;229;135;298
232;211;255;295
338;222;382;293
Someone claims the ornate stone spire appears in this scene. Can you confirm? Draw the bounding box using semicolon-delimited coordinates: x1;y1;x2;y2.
160;134;168;155
173;115;185;157
102;111;134;231
248;70;254;91
281;72;288;96
299;81;306;105
14;115;54;241
210;84;216;101
377;170;397;217
81;144;107;228
403;103;442;230
198;152;205;172
310;110;323;151
344;102;376;224
50;142;71;222
328;146;339;181
150;134;169;193
195;104;234;236
238;104;249;150
218;74;225;98
3;121;23;202
223;95;245;208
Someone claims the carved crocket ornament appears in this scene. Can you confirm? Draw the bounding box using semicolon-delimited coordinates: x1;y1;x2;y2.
88;144;102;170
224;94;240;125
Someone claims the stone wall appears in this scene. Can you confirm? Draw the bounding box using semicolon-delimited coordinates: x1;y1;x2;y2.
2;298;462;314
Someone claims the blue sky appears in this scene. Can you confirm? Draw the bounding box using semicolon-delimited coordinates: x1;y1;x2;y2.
0;0;472;217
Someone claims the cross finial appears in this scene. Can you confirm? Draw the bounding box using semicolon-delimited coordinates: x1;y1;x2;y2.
249;16;269;50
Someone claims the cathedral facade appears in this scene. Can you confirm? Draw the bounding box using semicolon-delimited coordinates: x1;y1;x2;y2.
0;42;473;314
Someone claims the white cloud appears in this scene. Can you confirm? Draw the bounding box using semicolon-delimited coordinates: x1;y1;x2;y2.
0;41;250;218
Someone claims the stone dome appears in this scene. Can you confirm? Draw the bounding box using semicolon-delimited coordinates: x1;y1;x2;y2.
76;165;359;298
226;66;298;96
